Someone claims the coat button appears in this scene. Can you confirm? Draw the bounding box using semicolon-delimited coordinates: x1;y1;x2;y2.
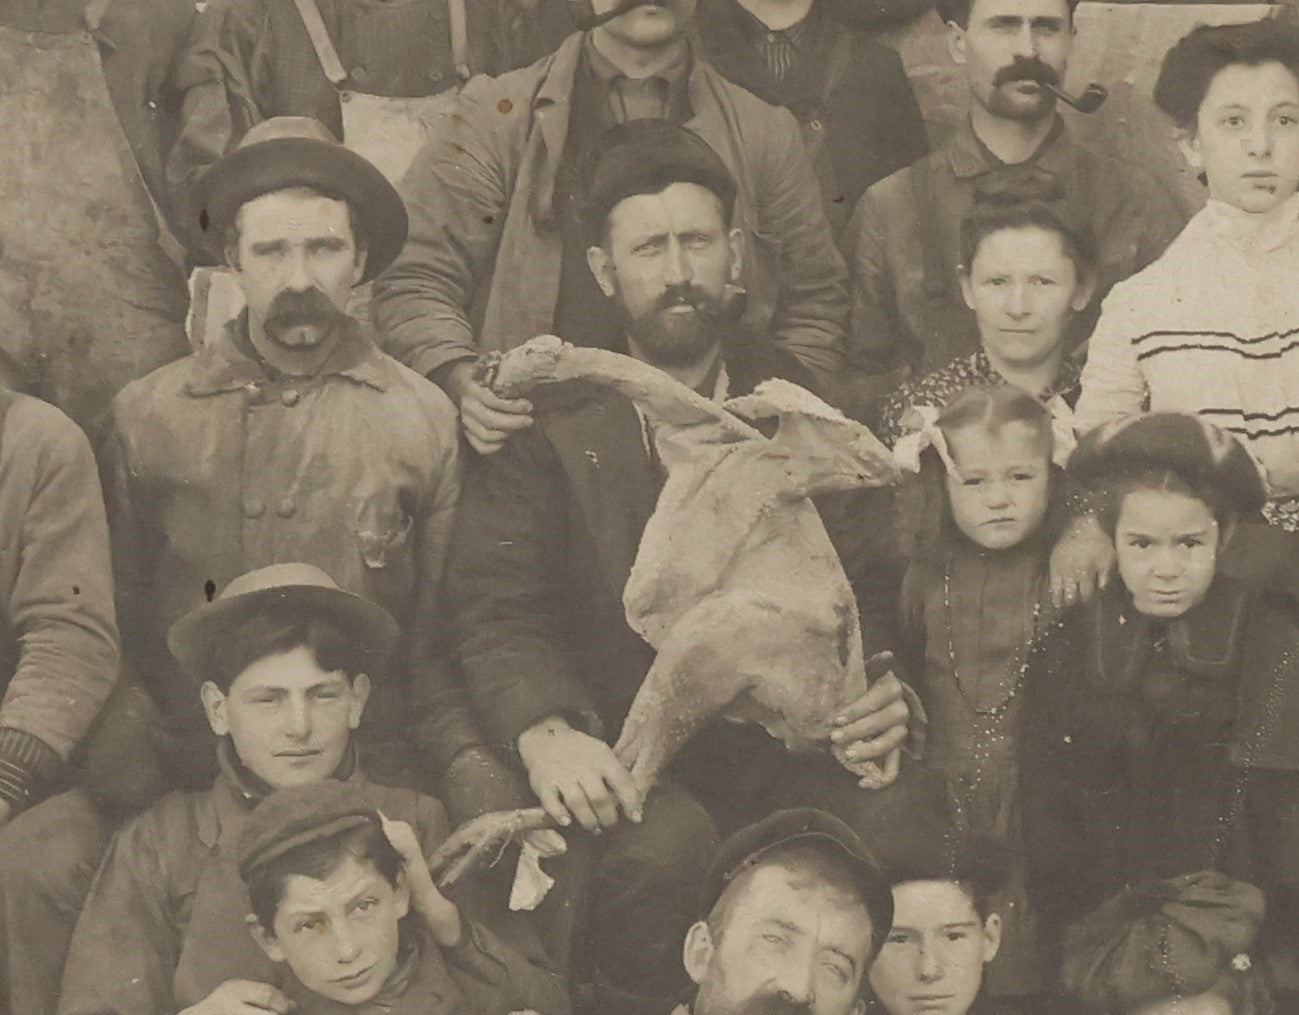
281;388;300;407
244;498;265;519
277;498;297;519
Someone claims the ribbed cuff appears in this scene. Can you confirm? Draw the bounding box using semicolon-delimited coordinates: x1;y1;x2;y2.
0;728;62;812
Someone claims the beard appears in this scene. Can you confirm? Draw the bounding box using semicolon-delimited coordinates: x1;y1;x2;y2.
262;287;348;349
618;283;726;369
696;992;815;1015
983;56;1061;121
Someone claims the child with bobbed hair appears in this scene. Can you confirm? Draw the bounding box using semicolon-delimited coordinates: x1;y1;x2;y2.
1021;414;1299;999
1062;871;1272;1015
894;384;1065;1000
1065;17;1299;603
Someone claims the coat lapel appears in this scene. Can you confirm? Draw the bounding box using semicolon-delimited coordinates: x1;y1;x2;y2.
540;384;661;601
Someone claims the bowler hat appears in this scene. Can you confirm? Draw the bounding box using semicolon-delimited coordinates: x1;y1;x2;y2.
238;780;388;882
1062;871;1266;1011
1067;413;1267;519
583;119;738;244
198;116;408;282
700;808;893;959
168;563;398;682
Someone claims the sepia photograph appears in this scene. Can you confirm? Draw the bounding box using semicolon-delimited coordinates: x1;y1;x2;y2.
0;0;1296;1012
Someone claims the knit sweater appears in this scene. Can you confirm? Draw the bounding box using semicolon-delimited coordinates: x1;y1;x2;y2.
1074;195;1299;498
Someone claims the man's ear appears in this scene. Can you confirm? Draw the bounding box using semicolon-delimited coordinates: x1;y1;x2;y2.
201;682;230;737
946;21;968;66
351;241;369;288
959;270;975;311
1176;128;1204;176
248;914;287;963
981;913;1003;964
348;673;372;731
587;244;616;298
682;921;715;986
1070;265;1098;312
727;227;743;282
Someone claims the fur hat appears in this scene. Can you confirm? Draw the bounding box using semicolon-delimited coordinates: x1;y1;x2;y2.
1062;871;1266;1012
1067;413;1267;520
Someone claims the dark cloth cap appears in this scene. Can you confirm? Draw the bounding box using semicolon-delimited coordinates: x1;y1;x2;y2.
1062;871;1265;1011
238;779;386;882
584;119;738;244
167;562;398;683
1067;413;1267;519
700;808;893;959
197;116;408;282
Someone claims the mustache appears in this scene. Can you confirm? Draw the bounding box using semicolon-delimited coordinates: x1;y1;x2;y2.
571;0;669;30
263;288;346;335
655;284;722;317
993;56;1061;88
731;995;814;1015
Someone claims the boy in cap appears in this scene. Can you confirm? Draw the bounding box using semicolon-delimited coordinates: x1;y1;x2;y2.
866;834;1012;1015
1019;414;1299;995
679;808;893;1015
238;780;570;1013
58;564;559;1015
1062;871;1271;1015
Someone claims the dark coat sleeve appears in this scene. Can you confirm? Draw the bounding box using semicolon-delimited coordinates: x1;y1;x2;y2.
446;430;604;749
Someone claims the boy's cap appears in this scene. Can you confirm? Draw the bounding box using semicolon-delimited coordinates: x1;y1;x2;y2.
700;809;893;958
168;562;399;682
1062;870;1265;1011
1067;413;1267;517
238;780;384;883
584;119;737;244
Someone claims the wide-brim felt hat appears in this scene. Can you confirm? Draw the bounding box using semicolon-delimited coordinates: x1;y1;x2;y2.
700;808;893;960
168;562;399;682
1067;412;1267;519
197;116;408;283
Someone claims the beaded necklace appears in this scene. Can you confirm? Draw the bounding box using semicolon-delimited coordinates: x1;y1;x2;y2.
942;560;1043;721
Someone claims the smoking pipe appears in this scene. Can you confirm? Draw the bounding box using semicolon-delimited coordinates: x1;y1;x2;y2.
567;0;669;30
1042;80;1109;114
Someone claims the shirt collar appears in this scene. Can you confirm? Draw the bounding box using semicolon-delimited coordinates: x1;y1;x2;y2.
973;348;1082;400
183;312;391;398
947;114;1070;180
582;31;692;89
726;0;817;47
1196;192;1299;254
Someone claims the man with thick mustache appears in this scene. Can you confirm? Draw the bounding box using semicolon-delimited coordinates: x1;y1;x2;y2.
449;120;933;1015
842;0;1187;417
96;117;518;826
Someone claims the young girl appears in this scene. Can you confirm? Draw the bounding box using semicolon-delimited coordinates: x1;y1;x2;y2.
878;166;1096;451
896;384;1062;998
1065;19;1299;600
1021;413;1299;1001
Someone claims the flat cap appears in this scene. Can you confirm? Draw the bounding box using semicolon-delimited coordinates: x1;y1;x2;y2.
584;119;737;244
238;780;386;882
1062;870;1265;1011
700;808;893;959
1067;412;1267;519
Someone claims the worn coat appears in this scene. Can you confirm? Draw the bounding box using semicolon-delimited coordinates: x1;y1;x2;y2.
0;391;119;811
100;318;469;783
372;33;849;396
57;752;562;1015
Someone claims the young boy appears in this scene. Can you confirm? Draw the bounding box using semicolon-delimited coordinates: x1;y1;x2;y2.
866;833;1010;1015
1021;414;1299;999
239;780;569;1013
57;563;562;1015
